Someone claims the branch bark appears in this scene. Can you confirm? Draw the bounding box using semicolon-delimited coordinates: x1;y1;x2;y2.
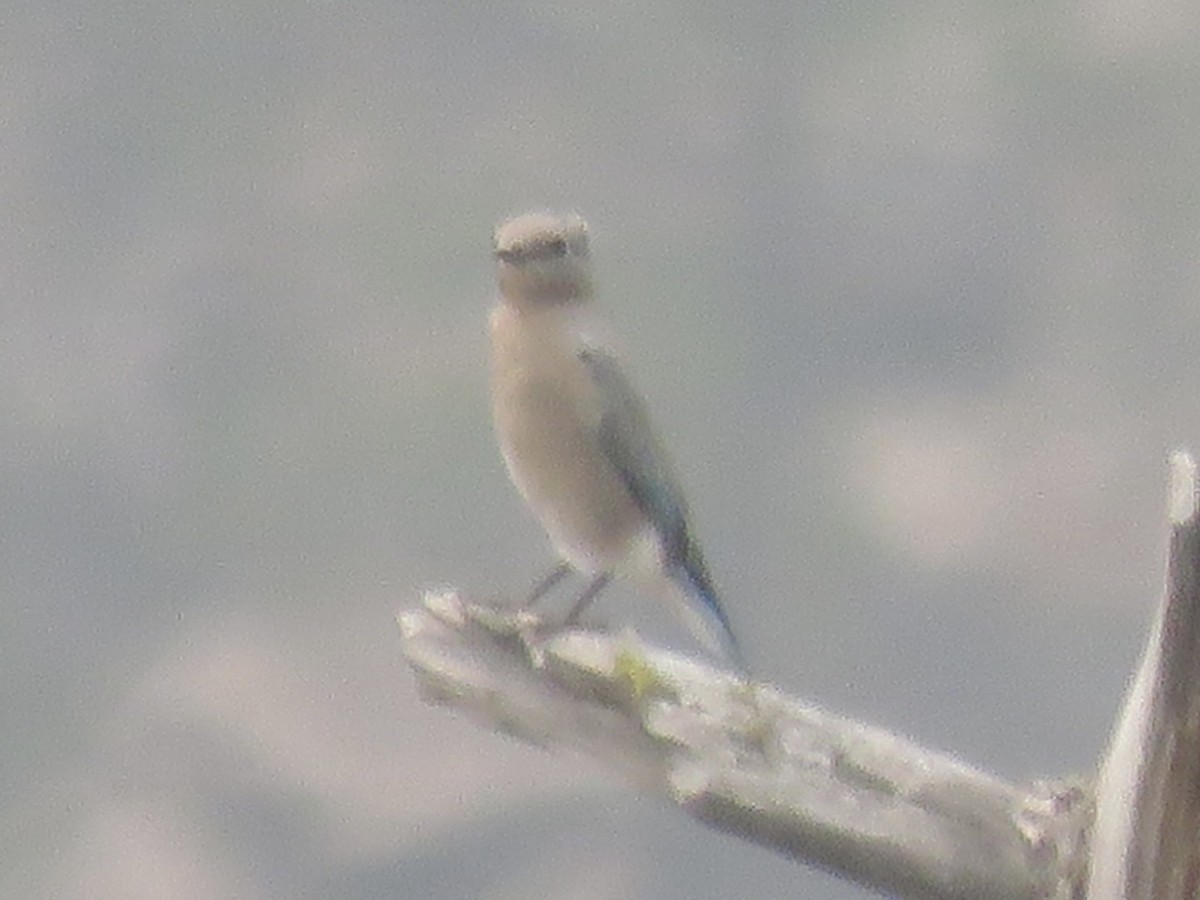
1088;451;1200;898
400;594;1089;899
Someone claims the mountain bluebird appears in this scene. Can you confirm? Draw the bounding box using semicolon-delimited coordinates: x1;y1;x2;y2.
489;211;743;668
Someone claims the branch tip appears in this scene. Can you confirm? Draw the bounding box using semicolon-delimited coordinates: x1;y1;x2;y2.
1168;449;1198;525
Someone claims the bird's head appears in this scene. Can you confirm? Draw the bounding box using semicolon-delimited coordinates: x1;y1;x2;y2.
493;211;593;307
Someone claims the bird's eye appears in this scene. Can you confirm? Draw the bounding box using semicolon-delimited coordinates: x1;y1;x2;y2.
494;235;572;264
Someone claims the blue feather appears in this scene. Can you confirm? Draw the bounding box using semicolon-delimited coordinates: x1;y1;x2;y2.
579;345;745;669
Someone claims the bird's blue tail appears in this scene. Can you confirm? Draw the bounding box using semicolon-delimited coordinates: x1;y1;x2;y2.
671;557;747;674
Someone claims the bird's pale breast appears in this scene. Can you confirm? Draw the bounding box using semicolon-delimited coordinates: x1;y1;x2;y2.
489;304;648;573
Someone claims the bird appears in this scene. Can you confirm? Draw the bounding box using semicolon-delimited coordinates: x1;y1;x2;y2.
488;210;744;669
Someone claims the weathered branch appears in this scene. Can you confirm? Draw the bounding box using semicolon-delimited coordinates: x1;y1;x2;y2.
400;594;1089;899
1088;451;1200;899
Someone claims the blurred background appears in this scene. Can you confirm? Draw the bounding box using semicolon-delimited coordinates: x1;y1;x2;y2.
5;1;1200;897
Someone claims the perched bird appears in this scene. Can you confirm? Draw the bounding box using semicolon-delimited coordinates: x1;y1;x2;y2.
489;210;743;669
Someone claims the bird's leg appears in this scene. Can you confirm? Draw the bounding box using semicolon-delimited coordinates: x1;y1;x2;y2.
524;561;572;607
563;573;612;626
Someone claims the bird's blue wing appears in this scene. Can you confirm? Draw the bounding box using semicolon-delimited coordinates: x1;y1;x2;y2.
578;346;744;669
577;346;690;557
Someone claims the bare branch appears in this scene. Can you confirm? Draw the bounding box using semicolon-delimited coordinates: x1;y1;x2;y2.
400;593;1088;899
1089;451;1200;898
